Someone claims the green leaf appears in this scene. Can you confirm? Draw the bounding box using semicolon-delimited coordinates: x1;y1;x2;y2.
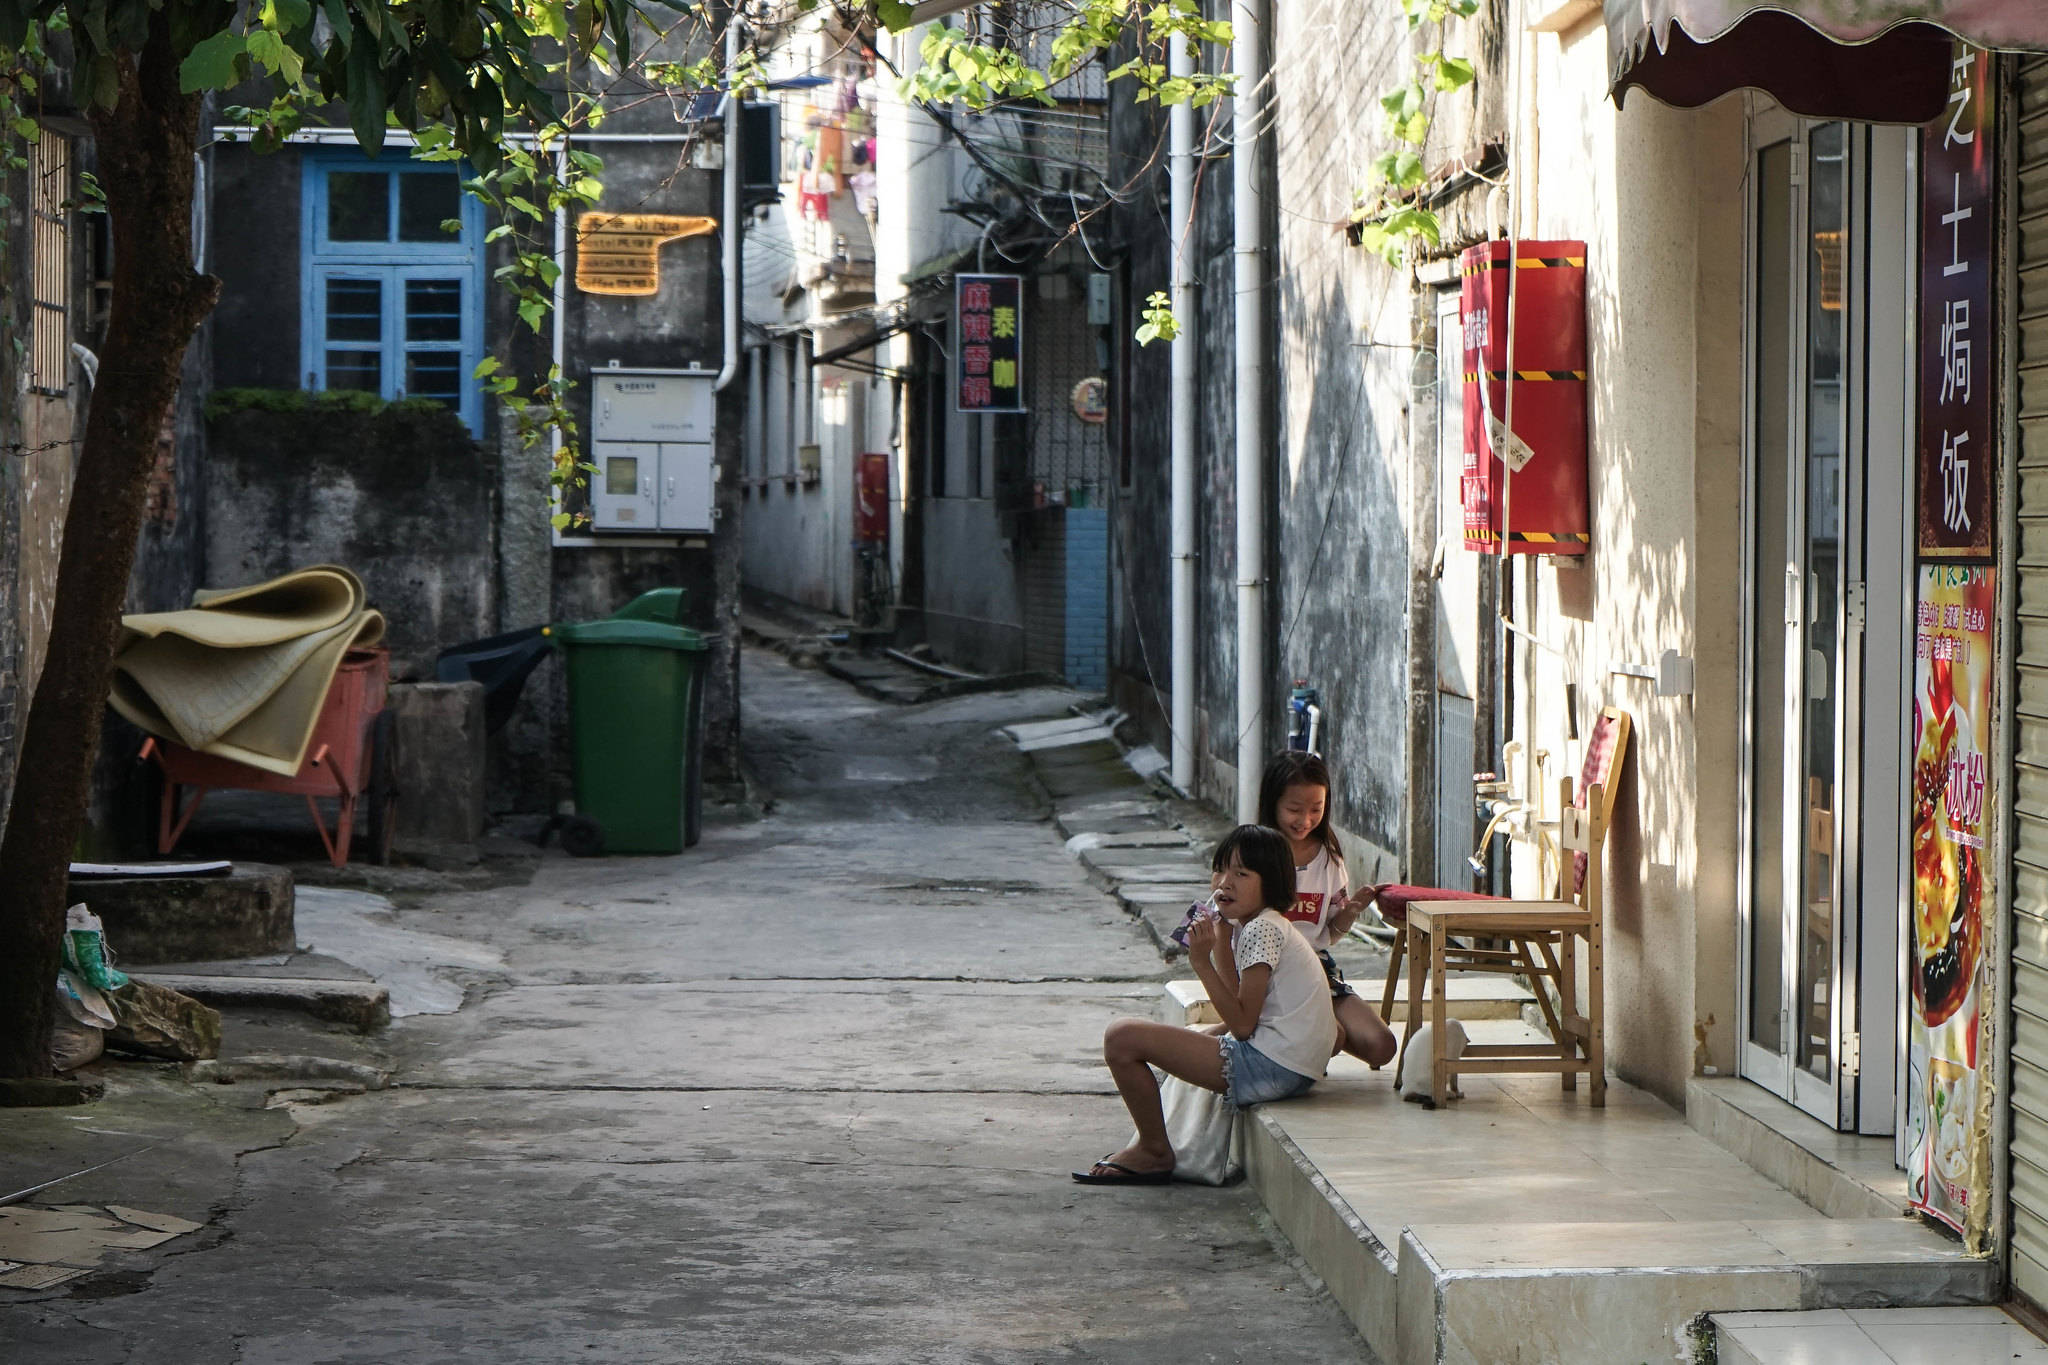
1433;55;1475;92
265;0;314;32
245;29;303;84
345;34;386;154
876;0;914;30
518;296;548;331
179;31;248;93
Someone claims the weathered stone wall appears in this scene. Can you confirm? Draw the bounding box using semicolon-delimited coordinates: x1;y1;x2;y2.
203;390;499;680
1108;1;1505;867
198;125;743;808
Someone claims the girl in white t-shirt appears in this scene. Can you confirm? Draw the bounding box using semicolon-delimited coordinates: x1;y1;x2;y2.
1074;825;1338;1184
1259;750;1398;1068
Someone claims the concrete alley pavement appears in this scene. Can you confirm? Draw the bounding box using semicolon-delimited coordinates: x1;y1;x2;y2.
0;646;1377;1363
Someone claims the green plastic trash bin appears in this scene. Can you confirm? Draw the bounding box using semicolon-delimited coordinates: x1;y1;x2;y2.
548;589;714;854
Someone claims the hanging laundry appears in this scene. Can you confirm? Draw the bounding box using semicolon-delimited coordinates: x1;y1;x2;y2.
848;171;877;217
815;126;845;191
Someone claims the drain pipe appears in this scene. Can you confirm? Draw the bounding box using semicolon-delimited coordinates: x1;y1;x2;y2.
714;10;743;392
1169;33;1197;797
1232;0;1268;821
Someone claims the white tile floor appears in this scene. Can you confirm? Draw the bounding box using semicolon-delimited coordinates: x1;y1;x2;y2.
1715;1307;2048;1364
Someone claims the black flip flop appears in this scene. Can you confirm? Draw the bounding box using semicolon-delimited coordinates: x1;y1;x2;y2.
1071;1158;1174;1185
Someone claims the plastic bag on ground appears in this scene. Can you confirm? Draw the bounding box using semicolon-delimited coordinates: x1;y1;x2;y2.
51;968;114;1072
63;904;130;992
1127;1070;1242;1186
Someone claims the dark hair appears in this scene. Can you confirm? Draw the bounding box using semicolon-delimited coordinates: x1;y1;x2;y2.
1258;750;1344;861
1211;825;1297;912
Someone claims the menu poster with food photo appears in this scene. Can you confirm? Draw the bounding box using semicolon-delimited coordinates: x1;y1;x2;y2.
1906;563;1996;1235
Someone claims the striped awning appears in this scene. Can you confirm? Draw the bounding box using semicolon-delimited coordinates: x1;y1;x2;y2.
1606;1;2048;122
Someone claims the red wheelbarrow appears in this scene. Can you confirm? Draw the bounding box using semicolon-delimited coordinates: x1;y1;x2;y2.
140;647;397;867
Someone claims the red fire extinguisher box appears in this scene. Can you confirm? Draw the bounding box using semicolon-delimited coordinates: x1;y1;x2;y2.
1459;239;1590;555
855;452;890;544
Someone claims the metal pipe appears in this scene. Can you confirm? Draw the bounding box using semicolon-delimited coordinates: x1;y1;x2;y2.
715;9;743;392
1232;0;1268;821
1169;30;1198;796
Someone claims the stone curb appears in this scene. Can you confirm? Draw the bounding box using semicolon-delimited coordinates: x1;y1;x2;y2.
135;974;391;1032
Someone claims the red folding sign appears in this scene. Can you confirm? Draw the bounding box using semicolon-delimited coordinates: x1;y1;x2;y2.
1458;240;1591;555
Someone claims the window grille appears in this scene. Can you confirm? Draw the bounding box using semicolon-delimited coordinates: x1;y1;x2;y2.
29;129;69;397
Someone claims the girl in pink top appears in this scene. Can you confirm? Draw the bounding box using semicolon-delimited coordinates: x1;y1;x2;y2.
1259;750;1398;1068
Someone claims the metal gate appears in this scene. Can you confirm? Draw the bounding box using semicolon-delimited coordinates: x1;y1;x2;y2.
2006;52;2048;1309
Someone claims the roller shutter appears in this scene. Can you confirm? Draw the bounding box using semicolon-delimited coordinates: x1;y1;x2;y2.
2007;52;2048;1309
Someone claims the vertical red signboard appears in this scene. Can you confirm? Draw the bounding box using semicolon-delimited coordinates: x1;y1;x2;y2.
1917;46;1996;559
955;273;1025;414
1458;240;1590;555
1906;44;1998;1239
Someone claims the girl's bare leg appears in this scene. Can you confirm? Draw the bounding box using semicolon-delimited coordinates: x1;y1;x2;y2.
1335;994;1398;1067
1085;1019;1231;1177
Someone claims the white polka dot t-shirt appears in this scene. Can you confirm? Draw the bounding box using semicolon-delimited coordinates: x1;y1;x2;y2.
1230;909;1339;1079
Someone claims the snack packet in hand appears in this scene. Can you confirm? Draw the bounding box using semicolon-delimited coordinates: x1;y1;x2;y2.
1170;899;1218;948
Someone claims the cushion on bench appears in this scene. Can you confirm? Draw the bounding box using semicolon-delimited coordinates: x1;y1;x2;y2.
1370;883;1501;924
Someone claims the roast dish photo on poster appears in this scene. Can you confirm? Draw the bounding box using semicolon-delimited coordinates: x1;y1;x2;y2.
1906;563;1994;1235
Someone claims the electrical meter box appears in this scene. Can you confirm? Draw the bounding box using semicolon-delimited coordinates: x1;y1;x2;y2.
588;366;716;533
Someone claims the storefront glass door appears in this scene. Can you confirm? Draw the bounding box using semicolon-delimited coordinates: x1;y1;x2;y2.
1741;111;1913;1134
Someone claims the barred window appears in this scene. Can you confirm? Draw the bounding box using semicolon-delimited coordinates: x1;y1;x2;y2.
29;128;69;397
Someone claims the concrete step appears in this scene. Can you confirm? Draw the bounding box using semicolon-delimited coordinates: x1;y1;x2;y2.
1164;975;1536;1027
1687;1076;1908;1219
135;973;389;1031
1711;1306;2048;1364
1053;799;1171;840
1245;1072;1998;1365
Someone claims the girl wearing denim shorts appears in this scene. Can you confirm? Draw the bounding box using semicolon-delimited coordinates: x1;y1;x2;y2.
1259;749;1399;1069
1074;824;1338;1184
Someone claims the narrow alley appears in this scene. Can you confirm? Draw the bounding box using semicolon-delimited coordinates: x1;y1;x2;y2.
0;647;1377;1363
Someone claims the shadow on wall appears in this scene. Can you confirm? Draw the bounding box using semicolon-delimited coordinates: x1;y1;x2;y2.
1268;263;1404;858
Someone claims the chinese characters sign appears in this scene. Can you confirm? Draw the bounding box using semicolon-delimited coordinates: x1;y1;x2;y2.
574;214;718;296
955;274;1024;413
1906;564;1995;1235
1916;46;1994;558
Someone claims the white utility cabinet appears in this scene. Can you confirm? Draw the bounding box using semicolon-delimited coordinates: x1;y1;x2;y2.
589;365;716;533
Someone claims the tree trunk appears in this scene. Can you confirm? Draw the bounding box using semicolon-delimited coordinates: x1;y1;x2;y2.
0;21;219;1077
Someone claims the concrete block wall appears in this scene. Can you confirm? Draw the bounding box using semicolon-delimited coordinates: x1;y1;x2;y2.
1064;508;1108;691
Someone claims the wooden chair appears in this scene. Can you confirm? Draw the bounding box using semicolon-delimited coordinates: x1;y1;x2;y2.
1376;706;1631;1047
1404;775;1610;1108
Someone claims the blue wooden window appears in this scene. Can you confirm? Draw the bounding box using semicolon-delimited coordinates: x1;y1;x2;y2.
302;154;485;433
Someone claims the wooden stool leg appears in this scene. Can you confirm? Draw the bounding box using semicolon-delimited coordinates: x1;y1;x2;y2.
1430;925;1449;1108
1381;929;1405;1025
1559;930;1579;1092
1587;927;1606;1108
1397;922;1425;1088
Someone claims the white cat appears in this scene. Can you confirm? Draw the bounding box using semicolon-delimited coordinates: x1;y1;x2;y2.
1396;1018;1470;1107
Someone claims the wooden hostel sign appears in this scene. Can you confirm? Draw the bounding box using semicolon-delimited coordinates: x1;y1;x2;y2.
575;214;718;296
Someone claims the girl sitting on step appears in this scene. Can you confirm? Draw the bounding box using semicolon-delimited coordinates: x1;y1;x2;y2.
1073;824;1337;1184
1258;750;1400;1068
